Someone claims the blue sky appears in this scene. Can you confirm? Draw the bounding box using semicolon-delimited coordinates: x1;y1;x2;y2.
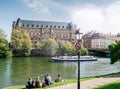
0;0;120;41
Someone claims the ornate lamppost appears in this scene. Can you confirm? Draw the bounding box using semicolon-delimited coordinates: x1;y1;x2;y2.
75;29;83;89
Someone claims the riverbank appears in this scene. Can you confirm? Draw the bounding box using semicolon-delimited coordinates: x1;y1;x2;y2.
3;78;93;89
4;72;120;89
49;77;120;89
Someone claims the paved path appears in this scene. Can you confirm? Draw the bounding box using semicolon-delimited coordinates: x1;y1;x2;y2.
48;77;120;89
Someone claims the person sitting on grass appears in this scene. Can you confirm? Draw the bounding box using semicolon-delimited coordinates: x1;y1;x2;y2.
55;74;62;82
35;76;42;88
47;74;53;84
26;77;34;88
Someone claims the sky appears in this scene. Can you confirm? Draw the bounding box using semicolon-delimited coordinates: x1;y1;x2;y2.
0;0;120;41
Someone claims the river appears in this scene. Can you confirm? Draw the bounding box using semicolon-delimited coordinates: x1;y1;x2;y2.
0;57;120;89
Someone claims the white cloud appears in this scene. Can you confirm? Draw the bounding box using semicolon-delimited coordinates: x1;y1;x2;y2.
22;0;120;34
71;1;120;34
21;0;70;16
22;0;53;15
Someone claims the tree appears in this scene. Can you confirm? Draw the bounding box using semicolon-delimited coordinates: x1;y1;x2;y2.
0;29;12;58
109;40;120;64
41;38;57;56
0;28;7;39
58;41;66;55
36;42;42;50
31;42;42;56
80;47;88;56
65;41;76;55
58;41;76;56
10;29;32;56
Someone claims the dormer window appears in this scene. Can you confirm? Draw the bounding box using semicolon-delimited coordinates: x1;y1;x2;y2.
46;25;48;28
27;24;29;27
32;24;34;27
66;26;68;29
50;25;52;28
41;25;43;28
37;25;39;27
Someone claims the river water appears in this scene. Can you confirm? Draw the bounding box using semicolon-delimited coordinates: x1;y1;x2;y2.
0;57;120;89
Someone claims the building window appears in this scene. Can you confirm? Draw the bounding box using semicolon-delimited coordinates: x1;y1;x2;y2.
46;25;48;28
58;26;60;28
32;24;34;27
54;25;56;28
37;24;39;27
27;24;29;27
41;25;43;28
50;25;52;28
62;26;64;28
23;24;24;27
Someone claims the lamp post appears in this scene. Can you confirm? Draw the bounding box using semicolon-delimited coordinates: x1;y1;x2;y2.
75;29;83;89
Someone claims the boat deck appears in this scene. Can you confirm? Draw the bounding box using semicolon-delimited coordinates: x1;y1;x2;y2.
52;56;97;62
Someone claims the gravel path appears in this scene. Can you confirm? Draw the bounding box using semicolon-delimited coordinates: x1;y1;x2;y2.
48;77;120;89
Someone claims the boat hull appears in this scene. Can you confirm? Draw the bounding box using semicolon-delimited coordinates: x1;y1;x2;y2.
52;56;97;62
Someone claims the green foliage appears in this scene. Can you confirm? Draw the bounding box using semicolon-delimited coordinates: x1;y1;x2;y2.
0;31;12;58
108;40;120;64
0;38;12;58
41;38;57;56
10;29;32;56
80;47;88;56
0;28;7;39
58;41;66;55
65;41;76;55
94;80;120;89
36;42;42;50
57;41;88;56
58;41;76;56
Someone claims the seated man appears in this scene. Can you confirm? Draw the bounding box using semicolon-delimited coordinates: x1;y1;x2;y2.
55;74;62;82
26;77;34;88
42;75;51;87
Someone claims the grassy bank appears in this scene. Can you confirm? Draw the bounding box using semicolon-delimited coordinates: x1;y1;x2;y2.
4;78;93;89
94;80;120;89
4;72;120;89
93;72;120;89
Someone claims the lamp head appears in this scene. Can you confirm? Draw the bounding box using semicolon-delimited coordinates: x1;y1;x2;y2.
75;28;83;40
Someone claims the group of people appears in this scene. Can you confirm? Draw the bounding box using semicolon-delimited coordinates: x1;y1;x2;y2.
26;74;62;89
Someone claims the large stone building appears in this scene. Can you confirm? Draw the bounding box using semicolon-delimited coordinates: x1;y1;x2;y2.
91;34;120;50
83;31;120;50
12;18;76;48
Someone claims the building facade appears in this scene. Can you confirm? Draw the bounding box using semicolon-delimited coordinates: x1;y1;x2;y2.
91;35;120;50
12;18;76;48
82;31;102;49
83;31;120;50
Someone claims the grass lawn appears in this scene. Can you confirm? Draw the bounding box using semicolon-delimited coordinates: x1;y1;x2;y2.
4;78;93;89
94;80;120;89
4;72;120;89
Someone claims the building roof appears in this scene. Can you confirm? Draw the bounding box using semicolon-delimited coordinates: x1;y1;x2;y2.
15;18;73;29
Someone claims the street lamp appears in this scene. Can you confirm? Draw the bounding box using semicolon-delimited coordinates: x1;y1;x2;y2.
75;28;83;89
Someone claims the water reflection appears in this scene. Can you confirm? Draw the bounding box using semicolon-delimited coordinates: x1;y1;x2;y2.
0;58;12;88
